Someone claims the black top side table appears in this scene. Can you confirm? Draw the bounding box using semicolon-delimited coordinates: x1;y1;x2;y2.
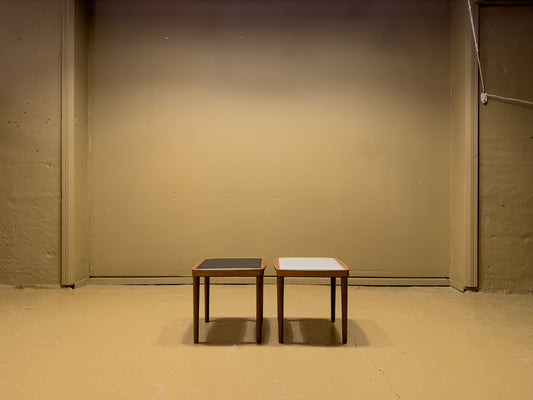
192;258;266;343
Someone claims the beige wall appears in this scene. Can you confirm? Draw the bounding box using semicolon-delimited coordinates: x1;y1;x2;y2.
0;0;62;286
478;6;533;292
3;1;529;290
89;0;451;277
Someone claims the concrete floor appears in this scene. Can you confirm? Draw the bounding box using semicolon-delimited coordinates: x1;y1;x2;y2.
1;285;532;400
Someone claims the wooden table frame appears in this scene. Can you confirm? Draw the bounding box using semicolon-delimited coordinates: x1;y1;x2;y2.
192;258;266;344
274;257;349;344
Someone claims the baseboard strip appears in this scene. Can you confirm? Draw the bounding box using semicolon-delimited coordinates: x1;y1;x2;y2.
88;276;450;286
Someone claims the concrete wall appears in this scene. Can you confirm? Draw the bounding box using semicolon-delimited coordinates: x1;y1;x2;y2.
89;0;451;277
478;6;533;292
0;0;62;286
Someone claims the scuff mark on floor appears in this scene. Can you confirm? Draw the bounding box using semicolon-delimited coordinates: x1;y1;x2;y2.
152;381;163;400
227;343;238;361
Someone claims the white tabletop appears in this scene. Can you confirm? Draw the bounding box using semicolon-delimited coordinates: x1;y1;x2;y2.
278;257;345;270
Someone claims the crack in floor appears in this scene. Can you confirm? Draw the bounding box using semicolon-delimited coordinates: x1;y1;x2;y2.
358;349;402;400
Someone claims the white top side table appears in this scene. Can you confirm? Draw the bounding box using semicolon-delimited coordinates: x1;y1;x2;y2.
274;257;349;344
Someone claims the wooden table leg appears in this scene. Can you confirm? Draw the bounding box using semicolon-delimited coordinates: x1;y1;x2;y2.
193;276;200;343
341;276;348;344
256;275;263;343
330;277;336;322
277;276;284;343
204;276;210;323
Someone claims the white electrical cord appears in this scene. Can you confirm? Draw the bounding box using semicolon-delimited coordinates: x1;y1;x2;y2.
467;0;486;95
483;93;533;106
467;0;533;106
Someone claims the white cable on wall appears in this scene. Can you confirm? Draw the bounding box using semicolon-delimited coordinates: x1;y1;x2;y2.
467;0;533;106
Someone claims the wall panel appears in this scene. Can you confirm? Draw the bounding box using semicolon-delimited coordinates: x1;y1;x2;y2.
89;0;451;277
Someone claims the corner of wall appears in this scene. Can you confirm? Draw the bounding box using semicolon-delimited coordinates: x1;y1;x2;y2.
62;0;91;285
448;0;478;290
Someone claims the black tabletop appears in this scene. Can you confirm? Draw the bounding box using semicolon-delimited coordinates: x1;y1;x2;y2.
196;258;263;269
